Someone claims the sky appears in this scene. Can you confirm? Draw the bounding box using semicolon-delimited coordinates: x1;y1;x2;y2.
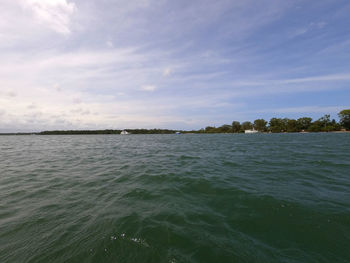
1;0;350;132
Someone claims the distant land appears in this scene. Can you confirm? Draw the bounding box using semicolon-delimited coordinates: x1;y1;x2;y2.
1;110;349;135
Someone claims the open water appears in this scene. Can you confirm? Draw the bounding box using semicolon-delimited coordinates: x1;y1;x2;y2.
0;133;349;263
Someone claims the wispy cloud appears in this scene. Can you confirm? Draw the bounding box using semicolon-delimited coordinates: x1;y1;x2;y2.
163;68;172;77
229;73;350;87
290;21;327;38
106;41;114;48
141;85;156;92
20;0;76;35
256;106;350;115
0;0;349;131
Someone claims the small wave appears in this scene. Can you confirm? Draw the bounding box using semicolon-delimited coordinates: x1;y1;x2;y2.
110;233;150;248
179;155;201;160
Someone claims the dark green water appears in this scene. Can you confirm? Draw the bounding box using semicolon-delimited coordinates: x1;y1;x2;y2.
0;134;349;263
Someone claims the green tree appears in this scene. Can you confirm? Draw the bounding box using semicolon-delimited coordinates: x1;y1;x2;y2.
253;119;267;132
319;114;334;132
308;122;322;132
286;119;298;132
319;114;331;125
218;124;232;133
338;109;350;130
308;115;334;132
205;126;216;133
241;121;253;131
232;121;241;133
269;118;287;133
331;119;341;131
297;117;312;131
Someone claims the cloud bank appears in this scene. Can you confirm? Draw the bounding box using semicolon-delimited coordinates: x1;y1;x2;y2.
0;0;350;132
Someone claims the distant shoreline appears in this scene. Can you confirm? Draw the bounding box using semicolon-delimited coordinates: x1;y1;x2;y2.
1;130;349;136
1;110;349;135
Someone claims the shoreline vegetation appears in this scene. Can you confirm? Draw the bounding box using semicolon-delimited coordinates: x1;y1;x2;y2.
1;110;350;135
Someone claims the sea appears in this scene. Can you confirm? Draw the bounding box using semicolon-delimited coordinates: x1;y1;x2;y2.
0;133;349;263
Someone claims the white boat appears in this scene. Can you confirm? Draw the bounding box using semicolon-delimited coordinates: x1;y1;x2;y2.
120;130;129;135
244;129;258;134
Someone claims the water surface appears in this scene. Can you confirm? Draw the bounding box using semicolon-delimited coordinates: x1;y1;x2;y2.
0;134;349;262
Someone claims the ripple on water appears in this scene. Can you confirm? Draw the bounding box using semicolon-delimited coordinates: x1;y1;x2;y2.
0;134;349;263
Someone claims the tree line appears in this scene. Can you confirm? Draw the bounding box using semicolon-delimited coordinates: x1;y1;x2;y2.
38;129;177;135
199;109;350;133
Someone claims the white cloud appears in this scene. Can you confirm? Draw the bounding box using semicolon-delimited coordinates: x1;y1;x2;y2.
279;73;350;84
163;68;172;77
73;98;83;104
257;106;350;114
318;39;350;54
27;103;37;109
53;84;62;92
228;73;350;87
20;0;76;35
0;91;17;97
106;41;114;48
141;85;156;92
312;21;327;29
290;21;328;38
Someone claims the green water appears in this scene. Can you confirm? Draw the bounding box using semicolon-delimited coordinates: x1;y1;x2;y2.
0;134;349;263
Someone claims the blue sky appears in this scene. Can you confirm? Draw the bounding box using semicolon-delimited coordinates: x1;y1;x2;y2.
0;0;349;131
